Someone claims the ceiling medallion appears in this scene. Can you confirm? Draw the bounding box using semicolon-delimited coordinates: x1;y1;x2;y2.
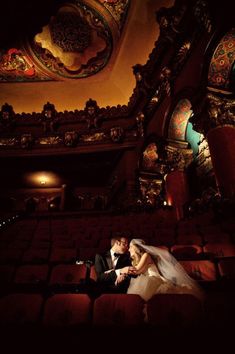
28;1;113;79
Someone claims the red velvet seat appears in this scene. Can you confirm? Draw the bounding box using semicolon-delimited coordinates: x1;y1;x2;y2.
93;294;145;326
14;264;49;289
78;247;97;262
218;258;235;279
49;248;77;263
176;233;203;246
171;244;203;260
49;264;88;292
146;293;204;327
42;294;92;326
179;260;217;281
22;248;49;264
0;293;43;325
203;243;235;258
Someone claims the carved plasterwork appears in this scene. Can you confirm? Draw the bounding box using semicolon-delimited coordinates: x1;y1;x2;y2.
64;131;79;147
190;93;235;134
21;134;34;149
80;132;107;142
38;136;63;145
165;144;193;171
0;137;18;146
207;93;235;126
110;126;124;143
195;134;213;175
139;176;164;208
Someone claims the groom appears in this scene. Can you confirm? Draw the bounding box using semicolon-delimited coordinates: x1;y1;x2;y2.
94;234;132;294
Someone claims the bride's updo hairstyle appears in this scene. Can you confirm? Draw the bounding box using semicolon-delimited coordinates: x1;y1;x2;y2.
130;239;146;266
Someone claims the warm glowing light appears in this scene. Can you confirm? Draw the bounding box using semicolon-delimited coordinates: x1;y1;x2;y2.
24;171;61;187
166;197;172;206
39;175;48;185
163;201;167;206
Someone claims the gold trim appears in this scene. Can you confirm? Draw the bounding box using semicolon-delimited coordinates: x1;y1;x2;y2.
207;86;233;96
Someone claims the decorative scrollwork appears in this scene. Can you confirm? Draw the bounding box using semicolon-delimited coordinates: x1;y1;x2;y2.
64;131;79;147
21;134;34;149
50;12;91;53
110;126;124;142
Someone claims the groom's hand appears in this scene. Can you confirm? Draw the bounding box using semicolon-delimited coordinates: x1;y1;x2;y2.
115;274;127;285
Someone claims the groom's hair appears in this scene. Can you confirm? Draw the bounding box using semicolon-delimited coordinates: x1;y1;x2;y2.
111;232;129;247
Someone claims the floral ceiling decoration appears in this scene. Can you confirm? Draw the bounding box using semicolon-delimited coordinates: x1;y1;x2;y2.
0;0;130;82
168;99;193;141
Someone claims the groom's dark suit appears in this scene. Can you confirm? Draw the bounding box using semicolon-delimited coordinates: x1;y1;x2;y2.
94;251;132;293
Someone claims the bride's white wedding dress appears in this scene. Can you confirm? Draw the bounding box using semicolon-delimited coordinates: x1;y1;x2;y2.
127;263;196;302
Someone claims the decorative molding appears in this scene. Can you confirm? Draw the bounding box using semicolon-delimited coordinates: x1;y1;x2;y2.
165;144;193;171
190;92;235;134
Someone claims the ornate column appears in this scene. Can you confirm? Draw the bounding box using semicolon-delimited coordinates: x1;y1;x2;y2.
165;144;193;220
191;92;235;197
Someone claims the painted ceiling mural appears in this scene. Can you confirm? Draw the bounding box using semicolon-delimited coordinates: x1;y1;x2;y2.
168;98;193;142
0;0;130;82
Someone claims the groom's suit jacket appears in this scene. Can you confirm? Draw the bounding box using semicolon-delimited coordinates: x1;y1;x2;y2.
94;251;132;293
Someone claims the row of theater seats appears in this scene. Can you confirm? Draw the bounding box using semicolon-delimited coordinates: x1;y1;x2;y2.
1;257;235;298
0;214;234;265
0;211;235;297
1;241;235;265
1;210;234;248
0;292;222;328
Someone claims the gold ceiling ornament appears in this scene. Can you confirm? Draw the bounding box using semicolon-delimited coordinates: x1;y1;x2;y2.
22;0;129;80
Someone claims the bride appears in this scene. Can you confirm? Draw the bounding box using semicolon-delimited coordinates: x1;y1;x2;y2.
124;239;204;302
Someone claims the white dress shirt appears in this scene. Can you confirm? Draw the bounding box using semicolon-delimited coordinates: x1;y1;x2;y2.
110;249;121;276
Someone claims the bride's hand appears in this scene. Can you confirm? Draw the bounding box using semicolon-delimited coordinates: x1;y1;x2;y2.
128;266;137;275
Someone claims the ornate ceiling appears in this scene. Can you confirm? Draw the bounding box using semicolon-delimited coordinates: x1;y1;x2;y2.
0;0;130;81
0;0;174;113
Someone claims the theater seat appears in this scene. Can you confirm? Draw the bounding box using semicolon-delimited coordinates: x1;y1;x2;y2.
93;294;145;326
13;264;49;291
179;260;217;281
42;294;92;327
218;258;235;279
171;245;203;260
203;244;235;258
146;293;204;328
49;264;88;292
0;294;43;326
